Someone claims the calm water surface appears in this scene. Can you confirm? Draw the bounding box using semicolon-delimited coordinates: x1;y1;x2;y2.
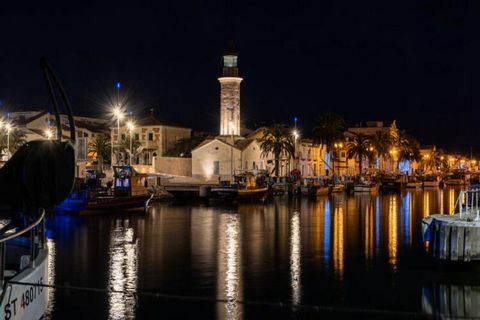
44;187;480;319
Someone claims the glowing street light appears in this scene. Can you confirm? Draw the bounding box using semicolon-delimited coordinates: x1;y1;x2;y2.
44;128;54;140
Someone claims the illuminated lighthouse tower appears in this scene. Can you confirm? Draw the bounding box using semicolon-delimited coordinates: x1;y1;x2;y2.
219;42;243;136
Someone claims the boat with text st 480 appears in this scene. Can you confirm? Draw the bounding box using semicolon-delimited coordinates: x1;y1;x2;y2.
0;60;76;320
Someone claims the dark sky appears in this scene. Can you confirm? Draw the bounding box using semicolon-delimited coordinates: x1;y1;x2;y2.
0;1;475;153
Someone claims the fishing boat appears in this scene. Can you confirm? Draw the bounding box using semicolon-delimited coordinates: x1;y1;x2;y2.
0;60;75;319
84;166;152;211
380;174;404;191
0;210;49;320
422;174;440;188
444;170;466;186
315;185;330;196
405;176;423;189
236;173;270;201
353;176;378;193
57;165;152;212
330;183;344;193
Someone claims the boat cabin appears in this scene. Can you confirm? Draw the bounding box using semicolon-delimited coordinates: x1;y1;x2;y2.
113;166;149;197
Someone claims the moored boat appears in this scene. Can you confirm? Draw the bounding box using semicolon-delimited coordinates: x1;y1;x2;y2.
380;174;404;191
330;183;344;193
58;165;153;212
0;210;49;320
406;176;423;189
353;175;378;193
444;171;466;186
315;185;330;196
422;175;440;188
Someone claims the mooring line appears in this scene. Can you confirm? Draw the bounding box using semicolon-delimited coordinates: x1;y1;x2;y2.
7;280;439;318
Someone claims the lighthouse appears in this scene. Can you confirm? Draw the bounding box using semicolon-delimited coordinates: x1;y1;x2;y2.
218;41;243;136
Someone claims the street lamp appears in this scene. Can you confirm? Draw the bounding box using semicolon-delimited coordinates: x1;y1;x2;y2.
112;106;125;164
44;128;53;140
127;120;135;165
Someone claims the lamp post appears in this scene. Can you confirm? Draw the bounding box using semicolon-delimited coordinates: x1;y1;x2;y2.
292;129;299;176
112;106;124;165
127;121;135;165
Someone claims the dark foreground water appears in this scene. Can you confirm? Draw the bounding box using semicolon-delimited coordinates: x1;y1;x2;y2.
43;187;480;319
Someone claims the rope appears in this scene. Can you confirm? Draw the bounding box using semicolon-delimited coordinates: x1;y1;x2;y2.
6;280;435;318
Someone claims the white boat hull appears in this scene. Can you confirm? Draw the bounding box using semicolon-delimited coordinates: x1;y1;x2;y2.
354;185;378;193
0;249;48;320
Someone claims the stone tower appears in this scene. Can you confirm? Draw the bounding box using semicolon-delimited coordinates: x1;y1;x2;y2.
219;41;243;136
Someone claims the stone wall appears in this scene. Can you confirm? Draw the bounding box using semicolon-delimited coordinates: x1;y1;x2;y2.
154;156;192;176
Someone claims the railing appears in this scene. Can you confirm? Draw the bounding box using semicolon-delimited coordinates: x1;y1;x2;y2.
0;209;46;287
453;189;480;219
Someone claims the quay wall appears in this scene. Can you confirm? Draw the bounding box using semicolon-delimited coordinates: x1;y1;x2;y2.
154;156;192;176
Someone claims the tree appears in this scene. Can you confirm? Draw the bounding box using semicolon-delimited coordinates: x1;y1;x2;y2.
394;130;420;171
0;129;26;158
260;123;295;176
118;137;142;164
312;112;346;175
164;135;207;157
88;134;111;164
345;133;374;175
370;131;392;172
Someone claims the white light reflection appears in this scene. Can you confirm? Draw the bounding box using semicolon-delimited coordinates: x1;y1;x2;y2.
217;214;242;320
290;211;301;306
44;238;56;319
108;220;138;320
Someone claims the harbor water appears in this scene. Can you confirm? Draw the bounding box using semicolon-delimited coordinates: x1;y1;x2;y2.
44;187;480;319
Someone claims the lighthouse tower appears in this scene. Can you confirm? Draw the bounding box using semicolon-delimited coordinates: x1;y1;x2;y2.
219;41;243;136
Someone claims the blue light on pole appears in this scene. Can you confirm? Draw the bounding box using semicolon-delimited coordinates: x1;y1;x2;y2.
116;82;121;89
294;117;298;126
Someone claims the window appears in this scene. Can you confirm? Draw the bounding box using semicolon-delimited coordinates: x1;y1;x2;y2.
148;133;153;141
223;55;237;67
135;133;139;140
121;134;126;140
244;161;248;170
252;161;256;169
213;161;220;175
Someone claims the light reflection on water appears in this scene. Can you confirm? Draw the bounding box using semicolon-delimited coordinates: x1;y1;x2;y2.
333;197;344;279
107;219;138;320
45;187;473;318
290;211;301;306
43;238;56;320
217;213;242;320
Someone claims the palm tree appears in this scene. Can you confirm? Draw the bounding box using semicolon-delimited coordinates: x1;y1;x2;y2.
370;131;391;172
119;137;142;164
312;112;345;175
0;129;26;157
394;130;420;172
345;133;374;175
88;134;111;165
260;123;295;176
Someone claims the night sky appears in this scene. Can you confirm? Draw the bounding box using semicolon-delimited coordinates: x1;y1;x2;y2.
0;1;475;153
